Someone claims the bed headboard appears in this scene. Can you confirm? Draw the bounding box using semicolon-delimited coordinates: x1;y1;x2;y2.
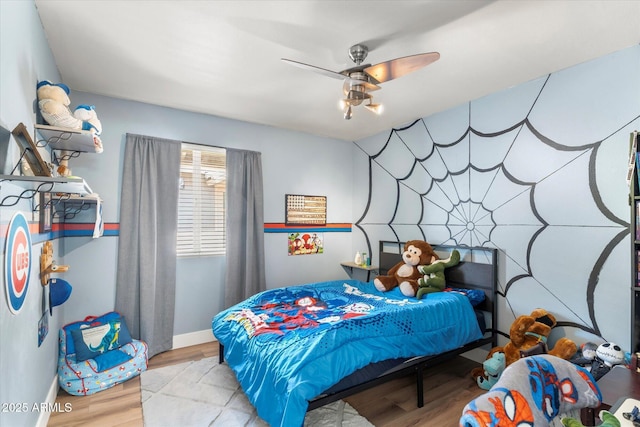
378;241;498;330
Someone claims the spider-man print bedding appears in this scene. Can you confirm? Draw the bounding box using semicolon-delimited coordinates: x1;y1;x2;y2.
212;279;483;427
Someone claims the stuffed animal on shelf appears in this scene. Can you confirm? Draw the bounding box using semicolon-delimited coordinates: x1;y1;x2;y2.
572;341;625;381
374;240;438;297
476;351;505;390
37;82;104;154
471;308;577;386
37;80;84;130
73;104;102;135
416;249;460;299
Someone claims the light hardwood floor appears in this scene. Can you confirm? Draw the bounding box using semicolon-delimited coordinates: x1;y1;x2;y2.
48;342;484;426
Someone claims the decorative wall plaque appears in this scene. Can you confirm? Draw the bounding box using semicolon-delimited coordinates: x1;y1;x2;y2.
285;194;326;225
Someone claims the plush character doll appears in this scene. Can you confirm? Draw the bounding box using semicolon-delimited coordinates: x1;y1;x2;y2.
570;341;625;381
37;80;84;130
589;342;625;381
471;308;577;386
374;240;438;297
570;341;598;366
416;249;460;299
476;351;505;390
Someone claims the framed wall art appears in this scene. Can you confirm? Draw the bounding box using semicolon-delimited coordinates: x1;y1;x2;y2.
285;194;326;225
288;232;324;256
12;122;50;177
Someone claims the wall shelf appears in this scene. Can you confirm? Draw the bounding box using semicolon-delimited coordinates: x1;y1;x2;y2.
55;194;101;220
34;124;100;153
340;261;378;282
0;175;93;207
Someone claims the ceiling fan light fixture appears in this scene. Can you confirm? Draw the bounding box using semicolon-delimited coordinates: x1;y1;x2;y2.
344;104;353;120
365;102;383;115
283;44;440;121
345;89;368;107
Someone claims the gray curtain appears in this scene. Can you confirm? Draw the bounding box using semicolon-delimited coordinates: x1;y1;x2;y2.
115;133;181;358
224;148;266;307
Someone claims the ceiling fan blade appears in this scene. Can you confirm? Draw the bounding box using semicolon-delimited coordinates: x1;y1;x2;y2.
281;58;344;80
364;52;440;84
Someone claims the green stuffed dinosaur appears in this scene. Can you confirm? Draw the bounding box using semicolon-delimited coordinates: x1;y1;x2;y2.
561;410;620;427
416;249;460;299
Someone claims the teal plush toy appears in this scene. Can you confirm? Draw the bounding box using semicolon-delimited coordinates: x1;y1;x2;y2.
476;351;505;390
416;249;460;299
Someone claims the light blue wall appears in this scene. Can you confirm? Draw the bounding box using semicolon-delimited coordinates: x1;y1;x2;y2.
0;1;66;426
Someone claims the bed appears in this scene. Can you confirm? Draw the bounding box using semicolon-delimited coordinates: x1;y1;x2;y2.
212;241;498;427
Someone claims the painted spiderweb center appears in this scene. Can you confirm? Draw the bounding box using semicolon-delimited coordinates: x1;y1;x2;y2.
446;200;495;246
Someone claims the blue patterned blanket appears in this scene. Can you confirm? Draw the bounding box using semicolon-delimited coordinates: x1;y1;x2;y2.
460;354;602;426
213;279;482;427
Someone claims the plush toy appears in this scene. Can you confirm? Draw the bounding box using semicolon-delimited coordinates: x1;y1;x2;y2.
471;308;577;386
374;240;438;297
476;351;505;390
416;249;460;299
37;81;84;130
570;341;625;381
37;81;104;155
570;341;598;366
73;104;102;135
590;342;625;381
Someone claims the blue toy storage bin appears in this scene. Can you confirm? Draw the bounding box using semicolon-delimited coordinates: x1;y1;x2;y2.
57;311;148;396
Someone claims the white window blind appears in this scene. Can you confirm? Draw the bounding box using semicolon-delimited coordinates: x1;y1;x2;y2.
177;143;226;257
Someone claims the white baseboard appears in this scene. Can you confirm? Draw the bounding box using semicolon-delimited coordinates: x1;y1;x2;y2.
35;375;59;427
172;329;216;350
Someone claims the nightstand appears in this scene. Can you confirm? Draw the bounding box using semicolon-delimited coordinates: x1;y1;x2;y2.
581;365;640;425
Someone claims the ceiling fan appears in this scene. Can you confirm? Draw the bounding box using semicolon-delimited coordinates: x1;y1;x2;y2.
282;44;440;120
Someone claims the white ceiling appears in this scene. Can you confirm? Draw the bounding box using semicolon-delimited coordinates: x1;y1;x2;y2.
34;0;640;142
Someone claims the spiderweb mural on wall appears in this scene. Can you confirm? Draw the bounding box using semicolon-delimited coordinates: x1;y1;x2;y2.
354;46;640;346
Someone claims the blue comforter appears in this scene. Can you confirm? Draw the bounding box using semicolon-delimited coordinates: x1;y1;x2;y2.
212;279;482;427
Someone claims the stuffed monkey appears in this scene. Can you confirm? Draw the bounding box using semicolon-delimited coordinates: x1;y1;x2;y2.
374;240;438;297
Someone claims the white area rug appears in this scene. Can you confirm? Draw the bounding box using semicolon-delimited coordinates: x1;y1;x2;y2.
140;356;374;427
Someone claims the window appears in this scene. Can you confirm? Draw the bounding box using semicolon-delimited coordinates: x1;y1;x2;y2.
177;143;226;257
